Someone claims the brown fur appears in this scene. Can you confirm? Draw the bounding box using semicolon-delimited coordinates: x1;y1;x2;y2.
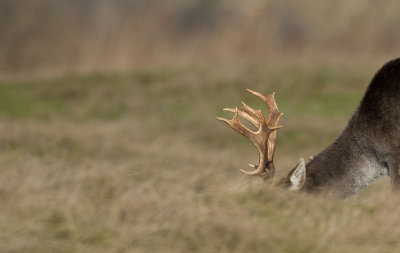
295;58;400;197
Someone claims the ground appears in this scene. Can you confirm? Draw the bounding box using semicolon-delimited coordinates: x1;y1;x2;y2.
0;62;398;252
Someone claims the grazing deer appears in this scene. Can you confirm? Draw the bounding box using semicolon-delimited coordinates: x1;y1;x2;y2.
217;58;400;198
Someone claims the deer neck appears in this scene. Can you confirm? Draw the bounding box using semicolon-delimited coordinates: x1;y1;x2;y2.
303;120;388;198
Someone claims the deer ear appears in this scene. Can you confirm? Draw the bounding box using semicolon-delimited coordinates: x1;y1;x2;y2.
289;158;306;191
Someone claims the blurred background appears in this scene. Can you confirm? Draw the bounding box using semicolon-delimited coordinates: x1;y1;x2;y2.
1;1;400;252
1;0;400;77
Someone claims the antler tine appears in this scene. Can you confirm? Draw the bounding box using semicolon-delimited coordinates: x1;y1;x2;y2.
216;108;255;139
223;107;259;128
246;89;283;127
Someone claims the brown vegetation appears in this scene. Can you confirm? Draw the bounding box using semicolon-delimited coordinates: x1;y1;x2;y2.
1;0;400;76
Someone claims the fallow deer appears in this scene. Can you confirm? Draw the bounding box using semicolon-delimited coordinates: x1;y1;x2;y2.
217;58;400;198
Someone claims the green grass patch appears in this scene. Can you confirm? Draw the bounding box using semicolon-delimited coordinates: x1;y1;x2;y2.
0;83;65;119
294;92;361;119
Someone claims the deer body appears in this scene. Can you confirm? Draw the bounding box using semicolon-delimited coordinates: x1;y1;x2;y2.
303;59;400;197
218;58;400;198
302;119;389;198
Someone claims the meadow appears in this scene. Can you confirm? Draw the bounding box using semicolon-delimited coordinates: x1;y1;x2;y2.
1;61;400;252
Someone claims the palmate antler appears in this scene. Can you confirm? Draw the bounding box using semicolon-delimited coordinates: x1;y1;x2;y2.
216;89;283;181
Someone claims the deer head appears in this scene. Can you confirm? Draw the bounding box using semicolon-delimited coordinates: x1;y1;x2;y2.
216;89;306;190
217;59;400;197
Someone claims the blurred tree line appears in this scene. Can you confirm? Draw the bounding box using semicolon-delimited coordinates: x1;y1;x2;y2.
1;0;400;76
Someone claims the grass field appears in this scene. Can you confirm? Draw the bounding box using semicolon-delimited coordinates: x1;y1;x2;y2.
1;62;400;252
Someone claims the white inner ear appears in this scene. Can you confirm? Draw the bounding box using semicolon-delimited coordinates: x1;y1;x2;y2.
289;158;306;191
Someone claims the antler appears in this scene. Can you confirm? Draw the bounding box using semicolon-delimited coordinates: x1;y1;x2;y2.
216;89;283;181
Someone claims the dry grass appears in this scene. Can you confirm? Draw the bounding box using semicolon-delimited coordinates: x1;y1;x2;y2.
1;62;400;252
